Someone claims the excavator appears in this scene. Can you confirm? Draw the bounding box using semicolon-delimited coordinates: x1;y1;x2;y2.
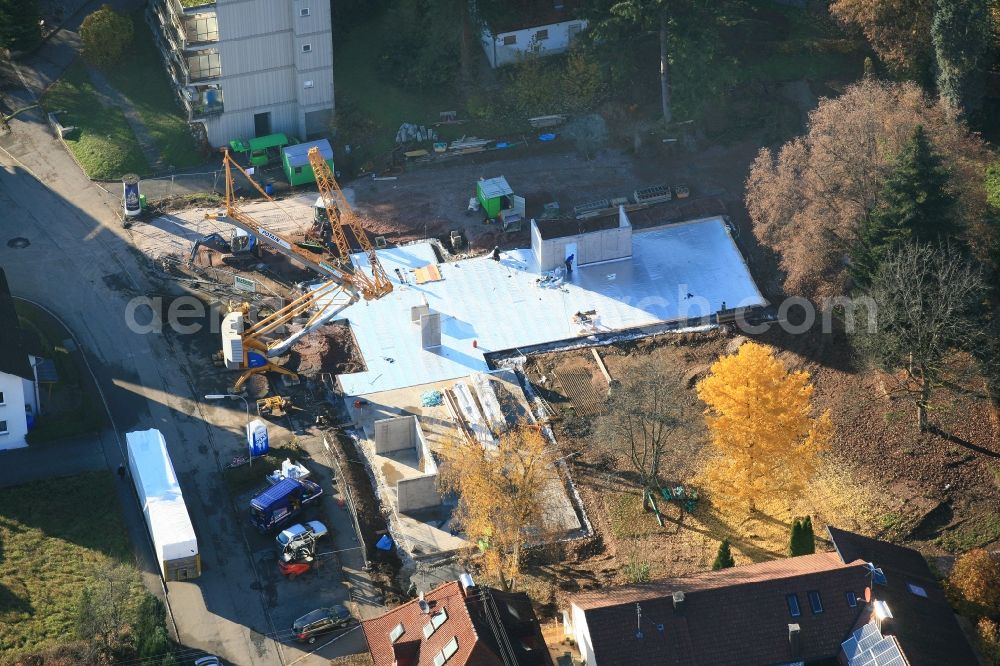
209;149;392;391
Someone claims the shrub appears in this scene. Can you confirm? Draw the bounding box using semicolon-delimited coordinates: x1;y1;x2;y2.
80;5;133;67
947;548;1000;618
789;516;816;556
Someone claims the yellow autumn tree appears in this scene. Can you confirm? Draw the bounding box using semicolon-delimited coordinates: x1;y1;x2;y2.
696;342;831;513
439;421;556;591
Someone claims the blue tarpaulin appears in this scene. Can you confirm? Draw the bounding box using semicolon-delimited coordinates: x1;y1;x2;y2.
376;535;393;551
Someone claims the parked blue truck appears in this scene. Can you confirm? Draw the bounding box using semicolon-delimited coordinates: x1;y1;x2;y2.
250;478;323;532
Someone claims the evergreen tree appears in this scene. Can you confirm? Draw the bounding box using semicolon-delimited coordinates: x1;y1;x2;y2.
850;125;955;288
712;539;736;570
789;517;816;556
932;0;991;116
0;0;41;52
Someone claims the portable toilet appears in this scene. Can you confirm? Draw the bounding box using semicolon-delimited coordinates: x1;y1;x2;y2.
476;176;513;220
282;139;335;187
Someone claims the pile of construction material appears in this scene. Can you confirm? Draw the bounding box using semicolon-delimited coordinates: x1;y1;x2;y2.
395;123;439;145
573;183;691;219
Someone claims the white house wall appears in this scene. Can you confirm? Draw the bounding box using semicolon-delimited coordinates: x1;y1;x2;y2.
534;225;633;273
571;603;597;666
481;19;588;68
0;371;29;450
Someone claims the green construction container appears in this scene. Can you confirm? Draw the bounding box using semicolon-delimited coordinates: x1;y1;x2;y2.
281;138;334;187
476;176;513;220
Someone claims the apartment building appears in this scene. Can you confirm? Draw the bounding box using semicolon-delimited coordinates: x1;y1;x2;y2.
148;0;334;147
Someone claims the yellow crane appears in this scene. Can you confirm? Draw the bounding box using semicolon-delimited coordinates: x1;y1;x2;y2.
208;150;391;391
308;146;393;300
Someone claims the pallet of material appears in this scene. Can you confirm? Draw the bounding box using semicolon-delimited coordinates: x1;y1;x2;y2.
573;199;611;218
528;114;568;129
633;184;672;205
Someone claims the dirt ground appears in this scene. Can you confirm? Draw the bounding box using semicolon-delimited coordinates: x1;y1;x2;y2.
346;138;760;253
513;327;1000;620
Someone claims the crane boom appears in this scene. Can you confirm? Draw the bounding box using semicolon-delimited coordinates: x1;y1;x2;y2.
212;150;357;289
308;146;393;300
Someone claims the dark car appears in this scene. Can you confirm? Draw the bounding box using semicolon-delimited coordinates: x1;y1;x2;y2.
292;605;356;644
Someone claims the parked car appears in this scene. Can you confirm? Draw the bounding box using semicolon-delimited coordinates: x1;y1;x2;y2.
293;605;356;644
193;657;220;666
249;478;323;532
276;520;328;549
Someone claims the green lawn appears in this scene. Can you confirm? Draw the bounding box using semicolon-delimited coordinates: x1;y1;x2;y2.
104;13;202;170
40;61;150;180
0;473;144;656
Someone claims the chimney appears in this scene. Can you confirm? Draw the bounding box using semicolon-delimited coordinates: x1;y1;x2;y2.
460;573;476;596
672;591;685;611
873;600;893;635
788;624;801;657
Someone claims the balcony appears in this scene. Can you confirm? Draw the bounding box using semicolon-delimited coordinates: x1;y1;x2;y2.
154;0;217;50
173;0;216;14
185;49;222;82
146;8;224;122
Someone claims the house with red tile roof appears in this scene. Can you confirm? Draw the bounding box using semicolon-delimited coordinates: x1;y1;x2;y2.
566;527;978;666
362;575;553;666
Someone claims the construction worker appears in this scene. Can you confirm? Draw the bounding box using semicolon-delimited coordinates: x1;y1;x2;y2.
565;254;574;275
492;246;501;261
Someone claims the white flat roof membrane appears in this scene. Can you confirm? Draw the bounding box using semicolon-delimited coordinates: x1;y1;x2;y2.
338;217;764;396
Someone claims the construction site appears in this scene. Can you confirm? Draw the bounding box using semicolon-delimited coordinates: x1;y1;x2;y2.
130;146;768;591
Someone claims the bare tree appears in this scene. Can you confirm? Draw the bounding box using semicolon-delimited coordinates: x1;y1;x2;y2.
597;366;693;524
76;564;140;660
854;242;986;431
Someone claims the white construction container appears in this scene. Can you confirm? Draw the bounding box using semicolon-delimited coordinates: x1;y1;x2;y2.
125;429;200;580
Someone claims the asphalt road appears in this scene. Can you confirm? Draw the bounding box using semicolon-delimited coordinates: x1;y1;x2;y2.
0;42;301;665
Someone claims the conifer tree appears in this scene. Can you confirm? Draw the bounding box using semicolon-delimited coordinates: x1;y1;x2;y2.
713;539;736;570
932;0;991;116
696;342;831;514
850;125;955;288
0;0;41;52
790;516;816;556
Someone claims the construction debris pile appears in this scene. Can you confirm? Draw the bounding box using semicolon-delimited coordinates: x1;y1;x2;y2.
395;123;440;145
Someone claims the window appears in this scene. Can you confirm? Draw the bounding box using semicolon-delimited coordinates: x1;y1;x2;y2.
434;637;459;665
431;608;448;629
294;166;303;174
786;594;801;618
442;637;458;659
808;591;824;614
846;591;858;608
300;7;311;16
535;29;549;41
302;43;312;53
303;80;314;89
388;622;405;644
907;583;928;598
502;34;516;46
0;391;5;405
0;420;7;435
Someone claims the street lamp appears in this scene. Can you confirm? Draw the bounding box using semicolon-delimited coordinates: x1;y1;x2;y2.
204;394;252;465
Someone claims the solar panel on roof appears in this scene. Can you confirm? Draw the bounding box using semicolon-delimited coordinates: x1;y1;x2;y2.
843;624;907;666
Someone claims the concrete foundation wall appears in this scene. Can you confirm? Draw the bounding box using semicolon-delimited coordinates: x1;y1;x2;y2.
397;474;440;512
532;212;633;273
374;415;418;454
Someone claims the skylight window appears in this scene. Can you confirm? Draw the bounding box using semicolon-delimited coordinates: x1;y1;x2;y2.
787;594;801;617
907;582;928;598
424;609;448;639
432;638;459;665
846;591;858;608
389;623;405;644
808;591;824;614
